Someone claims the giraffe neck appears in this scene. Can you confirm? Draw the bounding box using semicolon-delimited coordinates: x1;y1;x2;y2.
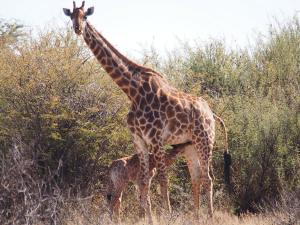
83;21;138;98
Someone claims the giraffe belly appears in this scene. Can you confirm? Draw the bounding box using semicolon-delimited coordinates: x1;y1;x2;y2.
161;116;192;145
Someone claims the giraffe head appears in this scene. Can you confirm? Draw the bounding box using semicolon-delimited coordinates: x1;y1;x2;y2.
63;1;94;35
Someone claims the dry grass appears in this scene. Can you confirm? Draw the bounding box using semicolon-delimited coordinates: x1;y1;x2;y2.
59;184;300;225
60;194;299;225
63;208;284;225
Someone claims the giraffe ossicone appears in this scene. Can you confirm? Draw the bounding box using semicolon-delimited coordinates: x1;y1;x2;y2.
63;2;231;224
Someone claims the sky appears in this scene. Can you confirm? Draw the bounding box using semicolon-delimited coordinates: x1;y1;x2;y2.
1;0;300;57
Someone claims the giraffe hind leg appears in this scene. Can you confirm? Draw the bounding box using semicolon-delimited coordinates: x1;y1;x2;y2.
181;144;201;219
192;135;214;217
189;159;201;219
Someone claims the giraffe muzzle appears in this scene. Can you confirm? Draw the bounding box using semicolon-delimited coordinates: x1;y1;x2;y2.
74;27;82;35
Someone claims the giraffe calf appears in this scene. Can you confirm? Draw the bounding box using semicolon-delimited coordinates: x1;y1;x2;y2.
105;142;202;222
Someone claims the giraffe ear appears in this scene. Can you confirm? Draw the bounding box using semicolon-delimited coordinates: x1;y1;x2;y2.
63;8;71;17
85;7;94;16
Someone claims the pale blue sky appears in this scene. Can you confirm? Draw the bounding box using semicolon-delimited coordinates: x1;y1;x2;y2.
1;0;300;57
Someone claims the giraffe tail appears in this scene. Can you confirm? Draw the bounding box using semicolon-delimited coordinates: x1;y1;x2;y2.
213;113;232;189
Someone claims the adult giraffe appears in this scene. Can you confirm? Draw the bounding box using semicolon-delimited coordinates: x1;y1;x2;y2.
63;2;231;223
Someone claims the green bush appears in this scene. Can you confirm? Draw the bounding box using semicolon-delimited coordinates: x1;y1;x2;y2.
0;24;132;224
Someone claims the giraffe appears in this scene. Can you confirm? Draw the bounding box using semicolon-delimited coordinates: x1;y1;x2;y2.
63;2;231;223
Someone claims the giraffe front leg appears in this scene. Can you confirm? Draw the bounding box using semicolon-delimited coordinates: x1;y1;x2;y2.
152;144;172;214
137;151;153;224
134;135;154;224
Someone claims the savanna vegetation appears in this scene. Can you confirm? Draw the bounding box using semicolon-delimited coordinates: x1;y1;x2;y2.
0;16;299;225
